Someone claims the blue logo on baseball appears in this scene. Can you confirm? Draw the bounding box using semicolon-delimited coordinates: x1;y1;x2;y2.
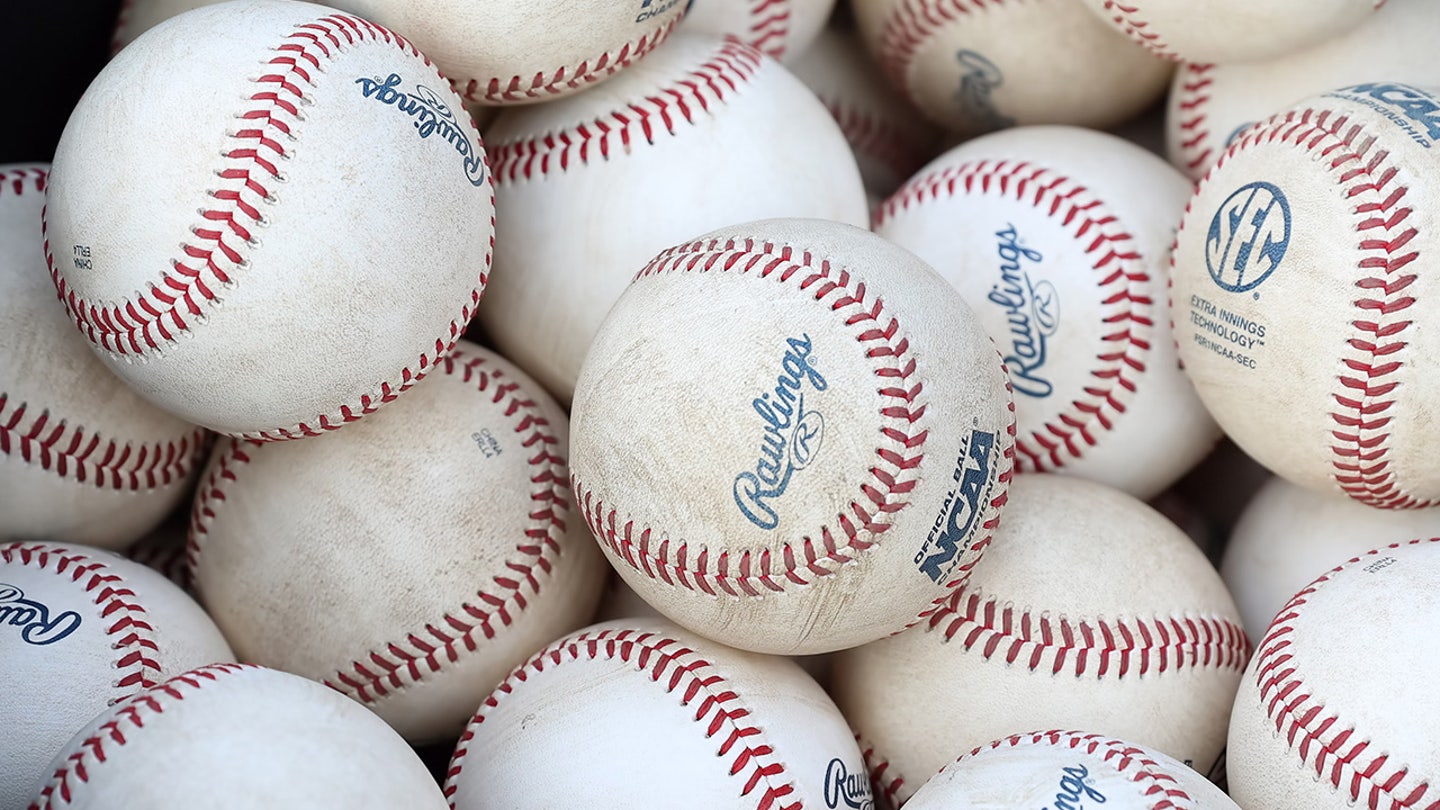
1205;181;1291;293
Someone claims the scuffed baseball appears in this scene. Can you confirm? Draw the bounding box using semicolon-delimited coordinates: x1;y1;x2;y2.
443;619;872;810
570;217;1015;655
45;0;494;439
1170;83;1440;509
680;0;835;62
1228;539;1440;809
188;342;605;743
905;730;1239;810
875;126;1218;499
29;663;448;809
324;0;688;105
1;542;233;810
476;33;867;404
852;0;1172;137
1166;0;1440;180
832;474;1248;805
1223;476;1440;639
1078;0;1380;65
1;165;208;548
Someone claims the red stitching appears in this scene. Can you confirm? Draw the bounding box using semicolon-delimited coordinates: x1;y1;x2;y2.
30;662;251;809
957;731;1196;808
1094;1;1175;60
443;627;799;810
572;236;1011;602
487;38;764;183
857;734;908;808
460;13;684;103
0;165;47;196
43;13;494;443
1250;539;1440;810
1200;106;1427;509
0;543;167;697
822;99;931;186
876;0;993;101
745;0;793;59
1172;63;1216;177
924;584;1251;677
877;159;1151;474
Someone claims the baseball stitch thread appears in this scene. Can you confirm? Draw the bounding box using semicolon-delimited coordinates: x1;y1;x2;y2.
185;348;570;704
963;731;1198;808
1095;1;1175;60
43;13;495;443
821;99;931;185
444;627;799;810
572;236;1010;600
746;0;792;58
1203;107;1426;509
30;663;251;809
925;585;1252;677
1251;539;1439;810
876;0;992;100
857;734;908;808
1172;63;1216;176
878;159;1152;474
487;38;764;183
0;543;165;697
462;13;684;103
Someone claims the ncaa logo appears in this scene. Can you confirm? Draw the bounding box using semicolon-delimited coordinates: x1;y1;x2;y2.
1205;181;1291;293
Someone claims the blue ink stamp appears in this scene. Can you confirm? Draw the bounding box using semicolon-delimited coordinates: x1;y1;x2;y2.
1206;181;1290;293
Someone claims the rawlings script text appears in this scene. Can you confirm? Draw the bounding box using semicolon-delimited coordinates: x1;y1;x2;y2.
733;335;827;530
0;584;82;645
823;758;875;809
989;224;1058;398
356;74;487;186
1045;764;1107;810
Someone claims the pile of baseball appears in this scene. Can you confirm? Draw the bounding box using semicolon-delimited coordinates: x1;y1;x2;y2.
4;0;1439;807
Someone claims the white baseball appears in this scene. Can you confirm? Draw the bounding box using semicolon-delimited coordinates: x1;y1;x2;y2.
875;126;1219;499
1170;83;1440;509
188;341;606;743
324;0;688;105
111;0;228;53
443;619;872;810
788;26;940;197
832;474;1248;805
1166;0;1440;180
680;0;835;62
851;0;1172;137
1222;475;1440;640
30;663;448;809
1;165;207;548
45;0;494;440
476;33;867;404
905;730;1239;810
1228;539;1440;809
1078;0;1381;65
569;217;1015;655
0;542;233;810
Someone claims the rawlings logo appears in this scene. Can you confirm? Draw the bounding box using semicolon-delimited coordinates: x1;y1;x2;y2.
915;428;995;583
733;334;827;530
988;224;1058;398
823;758;875;809
1206;181;1290;293
1045;764;1107;810
0;584;82;645
954;50;1014;133
356;73;487;186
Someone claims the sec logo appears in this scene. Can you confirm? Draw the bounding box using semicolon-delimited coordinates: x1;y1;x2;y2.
1205;181;1291;293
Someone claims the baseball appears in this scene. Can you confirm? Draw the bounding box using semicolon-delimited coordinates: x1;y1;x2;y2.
1222;475;1440;640
475;33;867;404
2;165;208;548
569;217;1015;655
45;0;494;440
29;663;449;809
188;341;606;742
111;0;228;53
832;473;1248;805
324;0;688;105
1;542;233;810
679;0;834;62
875;125;1219;499
905;730;1240;810
443;619;872;810
1077;0;1381;65
1228;539;1440;809
851;0;1172;137
1166;0;1440;180
1170;83;1440;509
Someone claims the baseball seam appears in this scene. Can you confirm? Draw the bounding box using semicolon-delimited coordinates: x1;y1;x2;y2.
443;627;800;810
1203;106;1425;509
461;13;684;104
1251;539;1439;810
821;98;931;187
572;236;1011;600
43;13;494;443
1;543;166;698
185;348;570;704
487;38;763;183
1172;63;1216;177
877;0;991;101
878;158;1152;474
746;0;793;59
1095;1;1176;60
30;662;251;809
857;733;908;808
960;731;1197;808
924;585;1252;677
